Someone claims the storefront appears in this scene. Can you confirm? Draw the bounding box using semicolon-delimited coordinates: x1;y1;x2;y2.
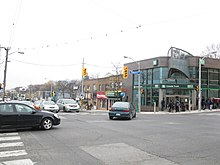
106;90;123;110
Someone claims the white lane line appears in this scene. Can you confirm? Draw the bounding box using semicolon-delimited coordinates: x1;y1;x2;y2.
0;159;34;165
0;133;19;136
0;142;24;148
0;150;27;158
0;136;21;142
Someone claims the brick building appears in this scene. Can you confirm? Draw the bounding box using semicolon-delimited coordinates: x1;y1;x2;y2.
83;74;124;110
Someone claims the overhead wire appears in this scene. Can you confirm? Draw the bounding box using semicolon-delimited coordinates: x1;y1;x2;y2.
9;58;81;67
8;0;23;47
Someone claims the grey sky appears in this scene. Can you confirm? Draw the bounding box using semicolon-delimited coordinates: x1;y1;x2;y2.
0;0;219;89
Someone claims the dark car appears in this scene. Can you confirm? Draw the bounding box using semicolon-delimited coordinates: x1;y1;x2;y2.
0;102;61;130
108;102;136;120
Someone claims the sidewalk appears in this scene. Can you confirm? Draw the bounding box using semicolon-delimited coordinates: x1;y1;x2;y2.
80;108;220;114
141;108;220;114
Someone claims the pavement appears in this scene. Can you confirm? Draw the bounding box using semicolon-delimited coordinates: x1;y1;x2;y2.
80;108;220;114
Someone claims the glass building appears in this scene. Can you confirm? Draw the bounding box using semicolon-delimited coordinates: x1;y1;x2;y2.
123;47;220;112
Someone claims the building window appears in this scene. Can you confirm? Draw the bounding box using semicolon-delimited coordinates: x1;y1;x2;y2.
153;68;160;84
147;69;152;85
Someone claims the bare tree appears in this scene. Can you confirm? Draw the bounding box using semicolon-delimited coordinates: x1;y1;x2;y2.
202;43;220;58
66;79;81;99
56;80;69;98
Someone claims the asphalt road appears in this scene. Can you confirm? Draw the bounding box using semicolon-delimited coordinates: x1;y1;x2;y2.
1;110;220;165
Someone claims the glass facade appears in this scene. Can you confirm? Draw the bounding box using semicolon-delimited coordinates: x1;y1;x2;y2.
131;65;220;110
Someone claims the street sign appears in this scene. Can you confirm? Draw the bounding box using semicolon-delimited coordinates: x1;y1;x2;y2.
199;59;205;65
129;71;140;74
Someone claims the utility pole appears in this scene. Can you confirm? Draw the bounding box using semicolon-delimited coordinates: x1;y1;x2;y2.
124;56;141;112
0;46;24;101
1;47;10;101
81;58;85;110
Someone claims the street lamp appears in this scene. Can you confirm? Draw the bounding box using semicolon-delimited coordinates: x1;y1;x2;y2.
0;47;24;101
124;56;141;112
198;51;217;111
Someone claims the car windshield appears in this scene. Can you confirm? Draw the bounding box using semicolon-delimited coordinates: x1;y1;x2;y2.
112;102;129;108
63;99;76;104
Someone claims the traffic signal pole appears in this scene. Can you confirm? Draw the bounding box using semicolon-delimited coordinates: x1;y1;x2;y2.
81;58;85;110
198;58;202;111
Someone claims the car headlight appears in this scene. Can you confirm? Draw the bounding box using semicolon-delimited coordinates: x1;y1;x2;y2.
54;114;59;118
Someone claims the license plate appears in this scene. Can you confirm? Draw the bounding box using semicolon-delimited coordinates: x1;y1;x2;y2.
116;113;120;116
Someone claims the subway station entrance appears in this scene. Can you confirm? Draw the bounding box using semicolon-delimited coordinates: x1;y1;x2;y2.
164;95;191;112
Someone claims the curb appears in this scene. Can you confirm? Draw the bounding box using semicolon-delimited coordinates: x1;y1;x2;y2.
79;109;220;114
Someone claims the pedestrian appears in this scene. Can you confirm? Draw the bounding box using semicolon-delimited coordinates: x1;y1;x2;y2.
210;98;213;110
90;103;93;110
161;98;165;111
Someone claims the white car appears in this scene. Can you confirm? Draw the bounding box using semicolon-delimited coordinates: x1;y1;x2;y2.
40;100;59;113
56;99;80;112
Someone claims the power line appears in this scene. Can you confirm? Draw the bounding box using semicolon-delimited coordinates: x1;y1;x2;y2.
8;0;23;47
9;58;81;67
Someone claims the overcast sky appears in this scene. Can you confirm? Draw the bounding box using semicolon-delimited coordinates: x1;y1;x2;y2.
0;0;219;89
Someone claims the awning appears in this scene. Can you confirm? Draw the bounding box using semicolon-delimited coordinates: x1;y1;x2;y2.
97;94;107;99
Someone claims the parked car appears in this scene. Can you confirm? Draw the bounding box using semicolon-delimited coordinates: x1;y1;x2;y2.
0;101;61;130
57;99;80;112
108;101;136;120
39;100;59;113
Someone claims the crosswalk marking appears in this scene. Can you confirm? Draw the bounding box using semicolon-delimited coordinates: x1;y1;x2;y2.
0;150;27;158
0;133;18;136
0;136;21;142
0;132;35;165
0;142;24;148
0;158;34;165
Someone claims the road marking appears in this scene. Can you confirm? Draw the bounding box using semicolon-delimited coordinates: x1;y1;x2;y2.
0;159;34;165
0;136;21;142
0;142;24;148
0;133;18;136
81;143;178;165
0;132;35;165
0;150;27;158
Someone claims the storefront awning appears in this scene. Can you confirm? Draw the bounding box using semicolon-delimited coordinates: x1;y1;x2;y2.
97;93;107;99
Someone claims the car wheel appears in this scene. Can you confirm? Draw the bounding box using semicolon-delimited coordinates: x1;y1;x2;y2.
41;118;53;130
63;107;66;112
109;116;113;120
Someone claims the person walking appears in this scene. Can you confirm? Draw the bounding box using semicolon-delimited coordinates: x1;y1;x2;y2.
161;98;165;111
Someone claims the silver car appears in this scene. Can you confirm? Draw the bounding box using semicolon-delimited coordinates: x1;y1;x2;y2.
56;99;80;112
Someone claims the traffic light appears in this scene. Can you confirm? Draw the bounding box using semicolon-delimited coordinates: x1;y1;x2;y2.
195;85;199;91
123;66;128;79
82;68;87;76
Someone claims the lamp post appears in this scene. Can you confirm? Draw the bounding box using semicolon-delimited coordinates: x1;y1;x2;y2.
124;56;141;112
198;51;217;111
0;47;24;101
